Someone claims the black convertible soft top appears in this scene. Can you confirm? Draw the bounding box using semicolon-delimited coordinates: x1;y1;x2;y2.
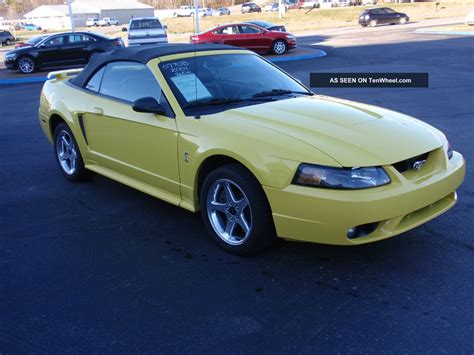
70;43;240;88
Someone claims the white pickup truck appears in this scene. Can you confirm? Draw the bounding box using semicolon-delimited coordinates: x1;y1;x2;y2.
173;6;195;17
98;17;120;26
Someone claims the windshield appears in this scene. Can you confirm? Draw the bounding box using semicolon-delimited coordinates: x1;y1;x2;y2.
28;35;48;44
159;53;311;115
131;19;162;29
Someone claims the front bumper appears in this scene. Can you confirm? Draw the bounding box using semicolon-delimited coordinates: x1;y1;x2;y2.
264;151;465;245
4;57;17;70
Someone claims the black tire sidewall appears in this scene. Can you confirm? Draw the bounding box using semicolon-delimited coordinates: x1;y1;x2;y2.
53;123;89;182
200;164;275;255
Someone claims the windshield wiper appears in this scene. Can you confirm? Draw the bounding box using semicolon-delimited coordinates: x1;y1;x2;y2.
251;89;314;98
185;96;274;108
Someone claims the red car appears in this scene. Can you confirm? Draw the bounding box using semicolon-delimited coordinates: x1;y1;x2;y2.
190;23;296;55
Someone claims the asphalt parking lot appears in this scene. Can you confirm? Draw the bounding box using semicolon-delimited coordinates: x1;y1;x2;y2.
1;27;473;353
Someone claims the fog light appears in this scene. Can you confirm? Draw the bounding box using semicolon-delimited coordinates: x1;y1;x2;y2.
347;222;379;239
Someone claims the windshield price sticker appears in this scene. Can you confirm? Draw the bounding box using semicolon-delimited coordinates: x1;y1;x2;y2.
170;73;212;102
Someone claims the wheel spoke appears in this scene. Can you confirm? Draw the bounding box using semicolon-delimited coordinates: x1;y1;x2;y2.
225;219;237;236
61;136;69;148
235;198;248;211
223;182;237;203
58;152;68;161
210;200;227;213
237;213;250;235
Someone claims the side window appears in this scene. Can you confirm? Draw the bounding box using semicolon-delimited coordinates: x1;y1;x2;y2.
99;61;163;103
239;25;261;34
85;66;105;92
68;34;94;43
44;36;64;46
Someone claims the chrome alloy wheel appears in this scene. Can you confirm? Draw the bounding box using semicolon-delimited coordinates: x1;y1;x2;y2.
207;179;253;245
56;130;78;175
18;57;34;73
273;41;286;55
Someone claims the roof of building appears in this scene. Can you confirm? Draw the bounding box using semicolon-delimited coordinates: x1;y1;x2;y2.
71;44;243;87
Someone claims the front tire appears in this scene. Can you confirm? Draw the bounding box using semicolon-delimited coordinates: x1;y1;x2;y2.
369;19;377;27
17;56;35;74
53;123;90;182
200;164;276;255
5;39;11;46
272;39;287;55
399;17;407;24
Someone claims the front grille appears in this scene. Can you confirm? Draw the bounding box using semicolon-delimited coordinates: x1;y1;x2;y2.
393;152;430;173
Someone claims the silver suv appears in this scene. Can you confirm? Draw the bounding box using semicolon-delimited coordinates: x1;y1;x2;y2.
125;17;168;46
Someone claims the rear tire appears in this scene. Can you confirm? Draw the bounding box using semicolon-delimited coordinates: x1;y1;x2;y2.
53;123;91;182
200;164;276;255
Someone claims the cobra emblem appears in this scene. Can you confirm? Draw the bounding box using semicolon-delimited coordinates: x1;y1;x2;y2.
413;159;426;171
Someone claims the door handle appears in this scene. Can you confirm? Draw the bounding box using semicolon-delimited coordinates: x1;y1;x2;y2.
93;107;103;115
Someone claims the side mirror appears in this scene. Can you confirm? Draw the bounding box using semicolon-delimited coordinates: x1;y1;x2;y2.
121;27;128;32
164;25;168;30
132;97;166;115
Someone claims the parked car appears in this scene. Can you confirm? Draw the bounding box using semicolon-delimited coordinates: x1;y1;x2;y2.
465;10;474;25
0;31;15;46
14;34;49;48
98;17;120;26
319;0;336;8
23;23;42;31
190;23;296;55
173;5;195;17
300;1;319;9
198;8;213;17
241;2;262;13
4;32;124;74
86;18;100;27
359;7;409;27
245;21;287;32
264;3;279;12
124;17;168;46
38;44;465;254
361;0;377;4
214;7;231;15
333;0;350;6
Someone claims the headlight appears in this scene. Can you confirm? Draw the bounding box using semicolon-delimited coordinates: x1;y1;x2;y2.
5;53;16;60
442;139;453;159
364;15;370;20
293;164;391;190
286;35;295;39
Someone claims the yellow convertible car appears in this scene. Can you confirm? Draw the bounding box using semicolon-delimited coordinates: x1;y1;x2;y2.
39;44;465;254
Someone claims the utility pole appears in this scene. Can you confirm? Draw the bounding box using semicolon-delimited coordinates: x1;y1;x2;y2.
67;0;75;32
194;0;200;33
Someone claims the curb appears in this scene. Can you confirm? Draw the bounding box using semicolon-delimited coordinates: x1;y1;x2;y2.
0;76;48;85
0;49;327;85
415;29;474;36
268;49;327;63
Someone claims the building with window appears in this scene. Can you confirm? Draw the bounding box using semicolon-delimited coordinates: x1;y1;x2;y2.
24;0;154;30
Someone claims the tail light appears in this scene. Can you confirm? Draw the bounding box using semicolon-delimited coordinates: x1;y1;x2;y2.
190;36;199;43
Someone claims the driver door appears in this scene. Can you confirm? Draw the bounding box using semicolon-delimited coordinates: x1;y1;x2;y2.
82;61;181;199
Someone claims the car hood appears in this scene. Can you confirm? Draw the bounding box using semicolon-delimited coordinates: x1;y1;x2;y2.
224;95;444;167
6;46;34;56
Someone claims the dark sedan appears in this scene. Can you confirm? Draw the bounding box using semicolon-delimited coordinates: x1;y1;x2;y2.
0;30;15;46
4;32;124;74
359;8;409;27
244;21;287;32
